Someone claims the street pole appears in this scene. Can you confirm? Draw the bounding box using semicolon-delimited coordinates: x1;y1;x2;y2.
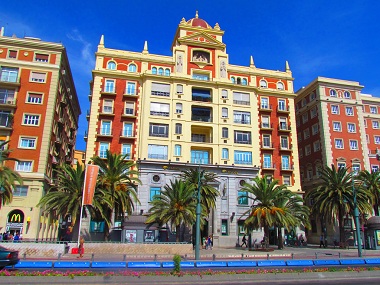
352;174;362;257
195;166;202;260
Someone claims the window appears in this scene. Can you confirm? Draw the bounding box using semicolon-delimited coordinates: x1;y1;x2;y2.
313;141;320;152
14;185;28;197
128;64;137;72
122;123;133;137
152;67;157;74
124;102;134;115
310;107;317;118
149;123;169;137
344;91;351;99
364;119;368;128
193;73;209;80
241;78;247;85
0;88;15;104
107;61;116;70
121;144;131;158
283;176;291;186
16;161;32;172
0;110;11;127
234;131;251;144
372;120;379;129
261;116;270;128
104;79;115;93
231;77;235;84
191;150;209;164
99;142;109;159
8;50;17;59
30;72;46;83
0;67;18;82
345;106;353;116
100;121;111;135
148;144;168;160
34;53;49;62
277;82;284;90
350;140;358;150
221;89;228;99
260;80;267;88
282;155;290;170
174;123;182;135
172;144;181;156
279;117;288;130
375;136;380;144
151;82;170;97
303;129;310;139
234;151;252;165
302;113;308;123
221;107;228;118
312;124;319;135
335;139;343;149
347;123;356;133
176;103;183;114
192;88;211;102
238;190;248;205
330;89;337;97
331;105;339;114
338;162;346;169
221;220;228;236
278;99;286;111
371;106;378;114
23;114;40;126
352;164;361;174
164;68;170;76
103;99;113;113
305;145;311;156
27;93;42;104
222;127;228;138
176;84;183;94
19;137;36;149
333;121;341;132
150;102;169;117
126;82;136;95
222;148;229;159
263;154;272;168
260;97;269;109
233;92;250;105
280;136;289;149
372;165;379;173
262;134;271;148
192;106;212;122
150;187;161;201
301;98;307;107
233;111;251;124
310;92;316;100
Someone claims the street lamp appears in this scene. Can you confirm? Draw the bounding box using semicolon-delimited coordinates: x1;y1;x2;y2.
195;166;204;261
352;172;362;257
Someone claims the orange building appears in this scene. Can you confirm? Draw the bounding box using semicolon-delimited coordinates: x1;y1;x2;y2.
295;77;380;243
0;30;81;240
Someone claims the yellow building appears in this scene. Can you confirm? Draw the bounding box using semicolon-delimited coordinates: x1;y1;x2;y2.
85;13;301;246
0;29;81;240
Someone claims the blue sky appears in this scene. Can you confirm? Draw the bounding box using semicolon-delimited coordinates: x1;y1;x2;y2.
1;1;379;151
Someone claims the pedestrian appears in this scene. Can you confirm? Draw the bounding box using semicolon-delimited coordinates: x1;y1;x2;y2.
241;235;247;247
319;234;325;248
206;236;212;250
77;236;85;258
13;232;20;243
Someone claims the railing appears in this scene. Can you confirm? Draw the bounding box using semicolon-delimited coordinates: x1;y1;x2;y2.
234;160;252;165
191;115;212;122
281;164;294;171
280;144;292;150
234;119;251;124
233;100;250;105
150;111;169;117
260;123;273;129
149;132;168;138
234;140;251;144
148;154;168;160
262;143;274;148
121;130;134;137
191;136;212;143
124;89;137;95
99;128;112;136
192;96;211;102
0;98;16;105
278;124;291;131
260;104;272;111
262;163;276;169
151;91;170;97
277;106;290;112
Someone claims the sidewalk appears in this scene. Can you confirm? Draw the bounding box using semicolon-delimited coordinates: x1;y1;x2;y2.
25;244;380;262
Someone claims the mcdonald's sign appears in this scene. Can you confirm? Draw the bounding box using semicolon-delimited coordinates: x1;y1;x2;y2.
10;214;21;223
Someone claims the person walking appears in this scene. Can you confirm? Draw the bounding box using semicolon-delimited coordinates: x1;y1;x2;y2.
206;236;212;250
319;234;325;248
241;235;247;247
78;236;85;258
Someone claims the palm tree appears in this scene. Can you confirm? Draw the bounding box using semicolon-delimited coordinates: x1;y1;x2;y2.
0;141;22;208
358;170;380;215
180;168;219;215
146;179;196;242
92;151;140;241
37;163;107;225
306;165;372;243
241;176;307;248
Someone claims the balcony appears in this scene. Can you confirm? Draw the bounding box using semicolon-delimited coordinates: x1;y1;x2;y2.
0;113;13;129
123;89;138;97
122;109;136;118
191;115;212;122
277;106;290;114
191;134;212;143
150;111;169;117
234;119;251;125
278;124;291;132
279;144;292;151
233;100;250;106
262;163;276;170
259;105;272;112
100;89;116;96
234;139;251;145
149;132;168;138
0;98;16;108
260;123;273;131
84;131;88;141
148;154;168;160
120;130;135;139
192;95;212;103
281;164;294;171
261;143;274;150
0;71;20;87
97;128;112;137
234;160;252;165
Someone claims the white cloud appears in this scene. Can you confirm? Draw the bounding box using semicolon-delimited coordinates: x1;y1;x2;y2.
66;29;95;73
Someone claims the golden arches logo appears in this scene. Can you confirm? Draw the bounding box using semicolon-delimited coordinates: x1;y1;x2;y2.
10;214;21;222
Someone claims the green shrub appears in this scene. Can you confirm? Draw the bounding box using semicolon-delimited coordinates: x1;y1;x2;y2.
172;254;181;273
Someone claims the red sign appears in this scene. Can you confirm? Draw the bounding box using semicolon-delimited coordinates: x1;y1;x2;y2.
83;165;99;205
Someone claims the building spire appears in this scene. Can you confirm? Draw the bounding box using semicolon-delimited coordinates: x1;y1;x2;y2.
99;35;104;47
195;10;199;18
250;55;255;68
142;40;149;54
285;60;291;72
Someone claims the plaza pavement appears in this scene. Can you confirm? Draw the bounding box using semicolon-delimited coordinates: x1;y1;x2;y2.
24;244;380;262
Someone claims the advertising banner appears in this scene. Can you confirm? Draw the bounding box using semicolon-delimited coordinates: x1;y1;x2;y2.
83;164;100;205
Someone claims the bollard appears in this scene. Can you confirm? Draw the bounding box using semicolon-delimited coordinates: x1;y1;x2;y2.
241;253;244;260
58;253;61;261
123;254;126;261
315;252;318;259
91;253;95;262
212;254;216;261
184;254;187;261
23;253;26;260
154;254;157;261
267;254;269;260
339;252;341;259
291;253;294;260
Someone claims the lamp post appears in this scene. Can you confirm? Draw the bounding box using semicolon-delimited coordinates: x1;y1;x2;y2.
195;166;203;260
352;173;362;257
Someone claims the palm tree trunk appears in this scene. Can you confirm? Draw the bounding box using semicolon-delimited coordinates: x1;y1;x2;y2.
374;203;379;216
176;224;181;242
277;227;283;249
338;206;345;244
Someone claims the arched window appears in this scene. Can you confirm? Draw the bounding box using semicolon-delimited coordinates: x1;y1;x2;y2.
260;80;267;88
158;68;164;75
231;77;235;84
242;78;247;86
237;78;241;85
128;64;137;72
344;91;351;99
152;67;157;75
330;89;337;97
277;82;284;90
165;69;170;76
107;61;116;70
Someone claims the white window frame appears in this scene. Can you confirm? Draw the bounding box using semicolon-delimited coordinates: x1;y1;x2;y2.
30;72;46;83
331;105;339;115
349;140;358;150
347;123;356;133
345;106;354;116
335;139;344;149
16;161;33;172
23;114;40;126
19;137;37;149
104;79;115;93
372;120;379;129
370;106;378;114
333;121;342;132
312;124;319;135
27;92;43;104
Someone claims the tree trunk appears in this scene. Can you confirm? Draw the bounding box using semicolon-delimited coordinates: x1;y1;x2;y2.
176;224;181;242
277;227;283;249
338;206;345;244
374;203;379;216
